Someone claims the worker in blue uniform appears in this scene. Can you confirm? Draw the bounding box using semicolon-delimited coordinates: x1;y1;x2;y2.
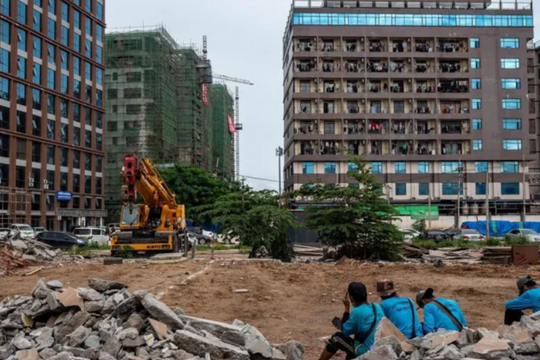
318;282;384;360
378;279;423;339
504;275;540;325
416;288;468;334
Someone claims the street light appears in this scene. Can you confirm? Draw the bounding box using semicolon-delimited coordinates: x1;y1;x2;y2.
276;147;284;195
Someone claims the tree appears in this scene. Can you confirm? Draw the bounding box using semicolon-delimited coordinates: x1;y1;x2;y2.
160;164;246;222
195;190;297;261
295;157;403;260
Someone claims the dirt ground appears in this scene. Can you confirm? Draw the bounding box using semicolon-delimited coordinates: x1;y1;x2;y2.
1;258;540;360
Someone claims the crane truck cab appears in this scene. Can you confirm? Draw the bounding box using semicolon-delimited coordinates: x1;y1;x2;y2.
110;155;187;255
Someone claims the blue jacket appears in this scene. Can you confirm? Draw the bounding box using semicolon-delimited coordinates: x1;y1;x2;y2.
505;287;540;312
423;298;468;334
381;297;423;339
342;303;385;356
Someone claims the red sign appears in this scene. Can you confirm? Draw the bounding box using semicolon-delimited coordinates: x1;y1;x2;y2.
202;84;208;106
228;116;237;134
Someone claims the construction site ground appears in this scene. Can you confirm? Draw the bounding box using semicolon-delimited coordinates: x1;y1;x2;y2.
1;252;539;360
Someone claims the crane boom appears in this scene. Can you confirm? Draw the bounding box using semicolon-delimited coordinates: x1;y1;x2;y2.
212;74;254;86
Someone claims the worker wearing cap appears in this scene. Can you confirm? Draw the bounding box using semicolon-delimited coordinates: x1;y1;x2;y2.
378;280;423;339
504;276;540;325
319;282;385;360
416;288;468;334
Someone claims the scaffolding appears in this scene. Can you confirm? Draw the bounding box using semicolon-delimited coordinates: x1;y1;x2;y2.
104;26;216;222
211;84;235;179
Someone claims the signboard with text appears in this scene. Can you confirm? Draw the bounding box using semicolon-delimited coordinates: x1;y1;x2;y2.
56;191;72;202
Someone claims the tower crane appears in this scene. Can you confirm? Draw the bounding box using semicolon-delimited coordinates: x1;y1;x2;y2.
202;36;254;181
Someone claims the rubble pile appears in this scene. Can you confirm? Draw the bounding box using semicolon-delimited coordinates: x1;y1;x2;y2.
359;313;540;360
0;237;61;271
0;278;305;360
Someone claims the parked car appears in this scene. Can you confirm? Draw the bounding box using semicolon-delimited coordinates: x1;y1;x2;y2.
401;228;421;238
506;229;540;242
0;228;10;239
217;231;240;245
453;229;484;241
37;231;86;248
107;223;120;234
188;231;213;245
33;227;47;235
73;227;109;246
444;228;462;238
399;229;414;243
10;224;36;239
423;230;450;242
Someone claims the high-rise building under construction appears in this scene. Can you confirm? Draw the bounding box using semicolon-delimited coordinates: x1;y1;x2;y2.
105;26;234;221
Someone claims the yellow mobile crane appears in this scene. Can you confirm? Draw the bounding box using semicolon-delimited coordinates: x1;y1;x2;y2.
110;155;186;255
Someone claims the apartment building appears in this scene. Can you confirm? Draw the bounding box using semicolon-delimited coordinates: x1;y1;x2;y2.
0;0;106;230
283;0;536;215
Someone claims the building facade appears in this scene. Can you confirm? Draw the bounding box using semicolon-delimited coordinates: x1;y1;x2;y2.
210;83;235;180
283;0;536;216
0;0;106;230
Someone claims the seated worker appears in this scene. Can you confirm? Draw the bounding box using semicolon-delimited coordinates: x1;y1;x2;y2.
504;275;540;325
377;280;423;339
319;282;385;360
416;288;468;334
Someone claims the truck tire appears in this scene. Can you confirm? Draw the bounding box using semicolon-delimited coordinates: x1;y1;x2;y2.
173;234;180;253
199;238;206;245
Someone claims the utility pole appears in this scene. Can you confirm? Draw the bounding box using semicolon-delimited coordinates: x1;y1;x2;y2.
428;187;432;230
485;166;490;240
276;147;283;195
455;162;462;228
522;153;527;222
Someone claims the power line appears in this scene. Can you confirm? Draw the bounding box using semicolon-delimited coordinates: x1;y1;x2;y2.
239;174;280;183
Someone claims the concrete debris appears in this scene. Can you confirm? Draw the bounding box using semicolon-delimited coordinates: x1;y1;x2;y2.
0;235;62;271
1;278;303;360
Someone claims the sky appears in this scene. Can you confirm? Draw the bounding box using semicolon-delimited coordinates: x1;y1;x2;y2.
107;0;540;191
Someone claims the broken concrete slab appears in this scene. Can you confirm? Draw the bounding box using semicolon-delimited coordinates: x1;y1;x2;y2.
149;318;169;340
173;329;249;360
277;341;304;360
140;293;184;330
87;278;128;293
473;337;512;357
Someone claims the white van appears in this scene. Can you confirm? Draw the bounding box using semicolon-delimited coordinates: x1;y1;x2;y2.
73;227;109;246
10;224;36;240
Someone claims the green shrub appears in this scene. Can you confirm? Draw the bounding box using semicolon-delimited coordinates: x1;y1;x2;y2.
504;235;529;246
486;238;502;246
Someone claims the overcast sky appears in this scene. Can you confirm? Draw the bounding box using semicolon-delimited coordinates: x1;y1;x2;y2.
107;0;540;191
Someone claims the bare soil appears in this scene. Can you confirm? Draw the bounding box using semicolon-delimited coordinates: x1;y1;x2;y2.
1;258;539;359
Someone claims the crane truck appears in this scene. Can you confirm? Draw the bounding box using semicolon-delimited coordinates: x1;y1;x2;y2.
109;155;186;255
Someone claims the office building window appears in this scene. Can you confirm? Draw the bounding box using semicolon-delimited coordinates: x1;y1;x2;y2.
17;1;27;24
32;89;40;109
501;183;520;195
0;49;10;72
74;33;80;52
442;183;462;196
32;115;40;136
476;183;486;195
475;162;488;173
96;112;102;129
472;99;482;109
395;162;406;174
73;56;80;75
61;123;68;143
441;162;461;173
85;0;91;12
371;162;382;174
96;68;103;86
85;153;91;170
471;58;480;69
46;145;54;165
473;139;483;150
502;99;521;109
96;24;103;42
47;43;55;63
33;9;41;31
61;1;68;22
85;17;92;36
395;183;406;196
47;18;56;39
470;38;480;48
32;63;41;84
16;111;26;132
73;126;80;145
96;45;102;63
503;139;522;150
73;175;80;193
0;107;7;130
74;9;80;29
33;36;41;58
0;77;7;101
17;57;25;79
48;0;56;14
60;147;67;166
502;78;521;89
324;162;336;174
501;58;519;69
16;83;26;105
1;20;9;44
85;107;91;125
0;0;10;15
47;68;55;89
472;78;481;89
500;38;519;48
61;25;68;46
303;162;313;175
0;135;8;156
96;133;102;150
501;161;519;173
96;2;103;21
419;183;430;196
73;150;80;169
85;62;91;79
503;119;522;130
47;119;55;139
47;94;55;114
17;28;27;51
85;176;92;193
418;162;429;174
472;119;482;130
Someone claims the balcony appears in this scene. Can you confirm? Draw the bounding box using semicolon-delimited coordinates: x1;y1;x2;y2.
295;103;315;114
295;60;316;73
296;40;314;52
415;103;434;114
367;102;389;114
441;122;464;134
392;141;414;156
437;40;468;53
416;121;436;135
346;140;363;156
295;122;319;135
344;120;365;135
367;61;388;73
437;80;469;93
322;61;338;73
390;120;412;134
415;41;434;53
390;61;409;73
298;141;318;155
415;62;434;73
321;142;342;155
368;121;389;134
440;101;470;114
416;141;437;155
368;81;388;93
344;103;363;114
345;81;360;93
439;61;467;73
345;61;361;73
369;40;387;52
441;142;469;155
323;82;338;93
369;140;388;155
344;40;360;52
321;41;336;52
416;81;436;93
390;81;411;93
391;40;408;53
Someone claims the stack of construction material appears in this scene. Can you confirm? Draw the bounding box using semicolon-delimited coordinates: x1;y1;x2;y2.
481;247;512;264
0;238;61;271
0;278;305;360
358;314;540;360
293;245;325;257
